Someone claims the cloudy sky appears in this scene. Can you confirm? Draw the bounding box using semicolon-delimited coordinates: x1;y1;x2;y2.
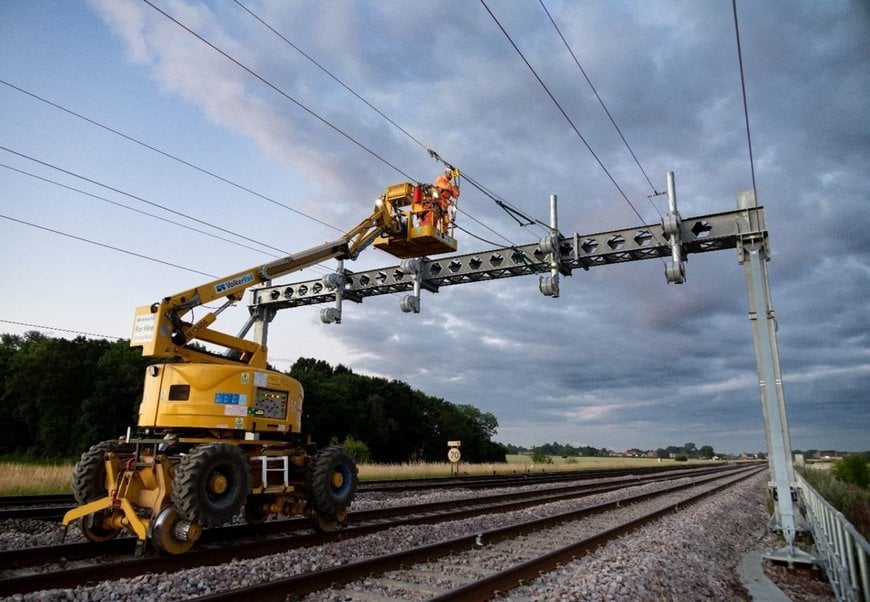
1;1;867;455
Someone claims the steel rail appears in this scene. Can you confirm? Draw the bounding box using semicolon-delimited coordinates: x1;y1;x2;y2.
1;464;738;570
433;467;766;602
0;462;740;520
0;465;749;596
188;466;765;601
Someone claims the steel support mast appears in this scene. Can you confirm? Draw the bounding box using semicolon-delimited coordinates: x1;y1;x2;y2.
736;190;812;565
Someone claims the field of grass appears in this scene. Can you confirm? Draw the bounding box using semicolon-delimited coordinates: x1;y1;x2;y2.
357;455;687;480
0;461;74;495
0;455;691;495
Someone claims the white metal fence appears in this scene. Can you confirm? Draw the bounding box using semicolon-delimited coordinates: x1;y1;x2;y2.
795;471;869;602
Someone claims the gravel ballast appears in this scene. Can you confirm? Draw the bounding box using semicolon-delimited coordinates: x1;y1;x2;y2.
2;470;836;600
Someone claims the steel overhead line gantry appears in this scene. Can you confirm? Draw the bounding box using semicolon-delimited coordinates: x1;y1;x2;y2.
248;172;809;567
251;174;717;316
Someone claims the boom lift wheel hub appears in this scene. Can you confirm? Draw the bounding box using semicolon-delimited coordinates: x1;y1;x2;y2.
80;510;121;543
151;506;200;555
330;471;345;489
207;473;228;495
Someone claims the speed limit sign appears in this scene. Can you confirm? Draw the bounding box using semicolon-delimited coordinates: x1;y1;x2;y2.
447;447;461;463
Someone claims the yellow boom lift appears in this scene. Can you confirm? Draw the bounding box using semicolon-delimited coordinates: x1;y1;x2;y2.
62;181;458;554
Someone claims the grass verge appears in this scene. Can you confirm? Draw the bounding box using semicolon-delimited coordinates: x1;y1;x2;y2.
1;456;702;495
799;466;869;538
0;461;74;495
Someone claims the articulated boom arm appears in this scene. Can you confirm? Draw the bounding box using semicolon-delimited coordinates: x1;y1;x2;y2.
130;195;402;368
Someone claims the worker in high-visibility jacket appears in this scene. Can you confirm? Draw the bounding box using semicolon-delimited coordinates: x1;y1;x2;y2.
426;168;459;229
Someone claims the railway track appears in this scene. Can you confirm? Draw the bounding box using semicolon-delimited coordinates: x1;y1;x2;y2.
198;465;766;601
0;464;759;598
0;462;738;521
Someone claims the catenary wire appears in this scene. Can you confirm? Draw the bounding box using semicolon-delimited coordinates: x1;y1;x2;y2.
480;0;649;227
0;80;359;276
539;0;663;219
0;150;341;281
0;213;218;278
0;319;121;341
1;79;518;259
731;0;758;199
231;1;541;243
0;145;289;256
0;79;340;233
232;0;430;153
1;162;282;258
141;0;415;182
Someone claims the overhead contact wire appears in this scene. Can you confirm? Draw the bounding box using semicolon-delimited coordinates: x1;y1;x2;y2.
731;0;758;199
233;1;530;245
539;0;662;218
480;0;647;227
0;145;289;255
0;79;340;233
0;213;217;278
141;0;415;182
1;162;281;258
233;0;430;153
0;319;121;341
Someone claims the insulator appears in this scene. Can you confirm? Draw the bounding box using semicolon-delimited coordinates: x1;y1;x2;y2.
665;261;685;284
400;295;420;313
400;258;422;275
321;273;342;290
540;234;559;255
539;275;559;297
662;213;681;238
320;307;341;323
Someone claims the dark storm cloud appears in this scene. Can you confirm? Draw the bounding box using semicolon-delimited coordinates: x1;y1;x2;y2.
87;0;868;452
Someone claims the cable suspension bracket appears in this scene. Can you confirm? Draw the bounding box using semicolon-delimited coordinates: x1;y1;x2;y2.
539;194;562;297
319;259;346;324
662;171;685;284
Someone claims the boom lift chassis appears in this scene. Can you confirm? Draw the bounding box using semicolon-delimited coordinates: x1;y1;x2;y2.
251;172;811;566
61;182;459;555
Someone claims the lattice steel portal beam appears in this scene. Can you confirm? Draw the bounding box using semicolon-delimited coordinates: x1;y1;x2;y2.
249;205;765;312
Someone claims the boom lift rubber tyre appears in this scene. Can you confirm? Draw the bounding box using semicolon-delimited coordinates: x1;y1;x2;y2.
72;439;121;505
72;440;126;542
311;510;344;533
173;443;251;527
305;446;358;517
79;510;121;543
243;495;269;524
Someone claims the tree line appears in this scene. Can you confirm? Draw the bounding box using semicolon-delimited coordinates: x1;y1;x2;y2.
507;441;719;460
0;332;506;463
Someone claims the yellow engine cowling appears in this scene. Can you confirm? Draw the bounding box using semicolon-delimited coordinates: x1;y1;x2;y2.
137;363;303;435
